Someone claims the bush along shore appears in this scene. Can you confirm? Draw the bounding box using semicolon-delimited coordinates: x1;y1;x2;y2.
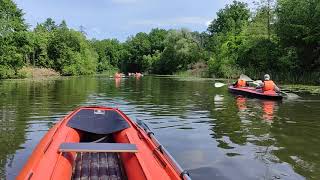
17;67;60;79
1;0;319;84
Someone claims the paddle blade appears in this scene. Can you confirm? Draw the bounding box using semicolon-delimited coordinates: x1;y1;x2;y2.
239;74;253;81
214;82;226;88
282;92;301;100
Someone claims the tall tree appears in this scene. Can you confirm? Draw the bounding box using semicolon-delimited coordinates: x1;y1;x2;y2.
92;39;123;72
47;21;97;75
206;1;250;78
155;29;202;74
207;1;250;35
0;0;28;78
42;18;57;32
121;32;151;73
0;0;27;35
276;0;320;71
148;28;168;53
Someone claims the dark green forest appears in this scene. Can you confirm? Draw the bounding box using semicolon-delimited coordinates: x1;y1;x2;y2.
0;0;319;83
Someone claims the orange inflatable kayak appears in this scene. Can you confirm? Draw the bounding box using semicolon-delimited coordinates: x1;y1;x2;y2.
17;106;191;180
228;86;283;100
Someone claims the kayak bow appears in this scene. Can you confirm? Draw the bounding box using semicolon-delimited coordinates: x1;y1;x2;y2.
17;106;191;180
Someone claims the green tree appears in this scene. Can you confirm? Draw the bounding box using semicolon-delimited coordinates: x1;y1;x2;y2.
276;0;320;72
47;21;97;75
207;1;250;78
236;2;281;77
30;23;52;67
92;39;122;72
148;28;168;53
0;0;28;78
121;32;151;73
208;1;250;35
42;18;57;32
155;29;203;74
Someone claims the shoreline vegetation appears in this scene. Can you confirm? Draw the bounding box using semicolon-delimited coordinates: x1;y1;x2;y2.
17;66;60;79
8;71;320;95
1;0;319;85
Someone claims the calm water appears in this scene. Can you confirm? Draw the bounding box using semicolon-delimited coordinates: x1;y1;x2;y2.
1;76;320;180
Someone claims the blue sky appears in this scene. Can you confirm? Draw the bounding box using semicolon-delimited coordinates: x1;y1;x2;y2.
14;0;250;41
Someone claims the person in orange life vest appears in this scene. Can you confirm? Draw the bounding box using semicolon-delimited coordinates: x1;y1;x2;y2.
234;78;247;88
114;71;122;79
260;74;280;92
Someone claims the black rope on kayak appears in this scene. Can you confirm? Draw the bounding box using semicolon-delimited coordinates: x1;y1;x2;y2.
91;136;108;143
156;145;163;153
180;170;190;179
147;131;154;137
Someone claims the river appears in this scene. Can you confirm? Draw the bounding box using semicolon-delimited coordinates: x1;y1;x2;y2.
0;76;319;180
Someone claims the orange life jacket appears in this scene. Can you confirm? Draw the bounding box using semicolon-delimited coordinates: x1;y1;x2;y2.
263;80;275;91
237;79;246;87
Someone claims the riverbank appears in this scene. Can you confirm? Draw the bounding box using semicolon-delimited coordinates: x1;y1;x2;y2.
0;67;120;80
16;67;60;79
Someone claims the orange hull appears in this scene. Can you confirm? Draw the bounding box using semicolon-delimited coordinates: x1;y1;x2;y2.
17;106;190;180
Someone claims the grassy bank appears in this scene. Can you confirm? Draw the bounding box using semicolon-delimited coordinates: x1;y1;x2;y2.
99;69;119;77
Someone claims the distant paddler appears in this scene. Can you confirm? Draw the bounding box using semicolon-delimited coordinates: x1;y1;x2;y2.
233;78;247;88
134;72;143;78
233;74;250;88
114;71;122;79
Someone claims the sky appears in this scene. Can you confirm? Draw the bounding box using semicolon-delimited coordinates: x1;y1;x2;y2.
14;0;251;41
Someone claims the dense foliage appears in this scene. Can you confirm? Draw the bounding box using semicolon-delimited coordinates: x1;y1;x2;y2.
0;0;319;83
0;1;97;77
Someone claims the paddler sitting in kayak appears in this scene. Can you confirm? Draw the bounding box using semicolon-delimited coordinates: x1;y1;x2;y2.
233;78;248;88
257;74;280;93
114;71;122;79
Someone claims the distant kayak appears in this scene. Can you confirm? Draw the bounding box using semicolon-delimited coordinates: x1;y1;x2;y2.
228;86;283;100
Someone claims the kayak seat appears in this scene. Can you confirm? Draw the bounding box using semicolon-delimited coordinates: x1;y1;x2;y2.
59;142;138;153
59;142;136;180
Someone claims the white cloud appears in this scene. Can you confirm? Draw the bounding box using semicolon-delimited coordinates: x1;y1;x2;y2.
131;16;212;27
205;20;212;27
91;27;101;35
111;0;138;4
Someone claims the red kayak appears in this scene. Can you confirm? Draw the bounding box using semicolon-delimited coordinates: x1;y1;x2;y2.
228;86;283;100
17;106;191;180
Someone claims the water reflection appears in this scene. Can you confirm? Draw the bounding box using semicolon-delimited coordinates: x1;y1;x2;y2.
235;96;278;122
236;96;247;111
115;78;121;88
0;76;319;180
262;100;277;122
